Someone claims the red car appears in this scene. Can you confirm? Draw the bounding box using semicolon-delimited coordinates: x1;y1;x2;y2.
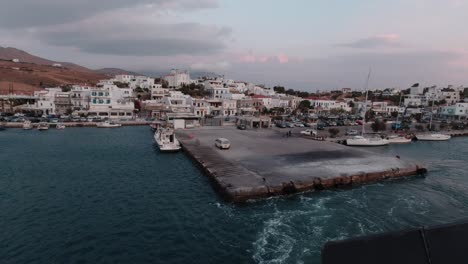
356;120;364;125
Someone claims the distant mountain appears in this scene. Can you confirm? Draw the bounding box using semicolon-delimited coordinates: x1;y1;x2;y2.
0;46;107;93
95;68;141;77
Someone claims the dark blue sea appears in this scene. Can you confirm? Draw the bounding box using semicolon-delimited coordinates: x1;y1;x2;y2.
1;127;468;264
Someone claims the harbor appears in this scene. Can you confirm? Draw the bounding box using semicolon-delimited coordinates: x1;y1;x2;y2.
176;127;427;202
2;126;468;264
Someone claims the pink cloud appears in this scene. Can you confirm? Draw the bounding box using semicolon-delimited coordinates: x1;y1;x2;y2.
277;54;289;64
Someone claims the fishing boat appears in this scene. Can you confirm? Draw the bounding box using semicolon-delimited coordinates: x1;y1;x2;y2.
346;69;389;147
387;135;412;144
56;123;66;129
23;120;33;130
154;127;181;152
96;121;122;128
415;96;451;141
37;122;49;131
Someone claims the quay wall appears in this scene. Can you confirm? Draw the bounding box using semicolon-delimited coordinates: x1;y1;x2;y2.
177;128;427;203
2;121;153;128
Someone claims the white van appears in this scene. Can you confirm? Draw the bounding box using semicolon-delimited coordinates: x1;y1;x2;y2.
215;138;231;149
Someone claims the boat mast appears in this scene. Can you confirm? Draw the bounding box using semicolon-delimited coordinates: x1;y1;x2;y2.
396;92;403;125
362;69;371;136
429;96;435;130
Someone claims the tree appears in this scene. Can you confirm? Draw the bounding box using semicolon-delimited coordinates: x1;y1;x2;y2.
390;111;399;118
365;110;375;121
297;100;311;110
113;81;129;88
134;87;144;93
348;101;355;108
161;79;169;88
328;128;340;138
371;120;387;132
273;86;285;93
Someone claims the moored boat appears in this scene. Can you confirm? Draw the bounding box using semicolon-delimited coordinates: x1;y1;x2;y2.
23;120;33;130
37;122;49;131
56;123;66;129
346;69;389;147
346;136;389;146
387;135;412;144
154;128;181;152
96;121;122;128
416;133;451;141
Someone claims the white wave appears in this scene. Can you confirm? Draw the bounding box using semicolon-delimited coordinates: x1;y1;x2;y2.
253;217;296;264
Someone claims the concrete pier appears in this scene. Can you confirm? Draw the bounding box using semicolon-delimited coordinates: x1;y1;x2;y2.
177;127;427;203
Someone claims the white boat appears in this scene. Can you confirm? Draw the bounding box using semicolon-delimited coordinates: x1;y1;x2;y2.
56;123;66;129
346;69;389;147
154;128;181;152
37;122;49;131
387;135;412;144
416;133;451;141
96;121;122;128
415;96;451;142
23;120;33;130
347;136;389;146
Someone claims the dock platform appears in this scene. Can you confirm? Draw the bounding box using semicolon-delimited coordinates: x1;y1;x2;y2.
177;127;427;203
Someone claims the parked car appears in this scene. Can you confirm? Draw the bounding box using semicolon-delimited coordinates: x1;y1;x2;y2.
346;129;359;136
356;120;364;125
276;122;287;128
285;122;295;128
317;123;326;130
215;138;231;149
300;129;318;136
294;122;304;127
237;124;247;130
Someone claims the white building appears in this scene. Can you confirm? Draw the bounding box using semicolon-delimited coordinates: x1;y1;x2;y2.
71;85;92;111
28;88;62;115
88;84;134;118
151;87;169;102
188;98;211;117
164;69;191;88
440;103;468;119
163;91;192;113
114;75;134;83
205;79;231;99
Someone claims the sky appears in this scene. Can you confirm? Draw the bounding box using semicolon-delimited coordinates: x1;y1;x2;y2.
1;0;467;91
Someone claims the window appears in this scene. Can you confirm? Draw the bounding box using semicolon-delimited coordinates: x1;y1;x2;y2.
98;92;103;96
92;92;96;96
107;99;111;104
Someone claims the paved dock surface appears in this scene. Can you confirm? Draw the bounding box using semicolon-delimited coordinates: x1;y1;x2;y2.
177;127;426;202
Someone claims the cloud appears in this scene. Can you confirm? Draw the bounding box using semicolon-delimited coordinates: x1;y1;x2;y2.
190;61;231;72
0;0;218;28
17;3;230;57
238;52;291;64
338;34;402;49
227;50;465;90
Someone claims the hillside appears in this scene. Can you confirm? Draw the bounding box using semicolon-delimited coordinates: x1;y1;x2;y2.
0;47;108;94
